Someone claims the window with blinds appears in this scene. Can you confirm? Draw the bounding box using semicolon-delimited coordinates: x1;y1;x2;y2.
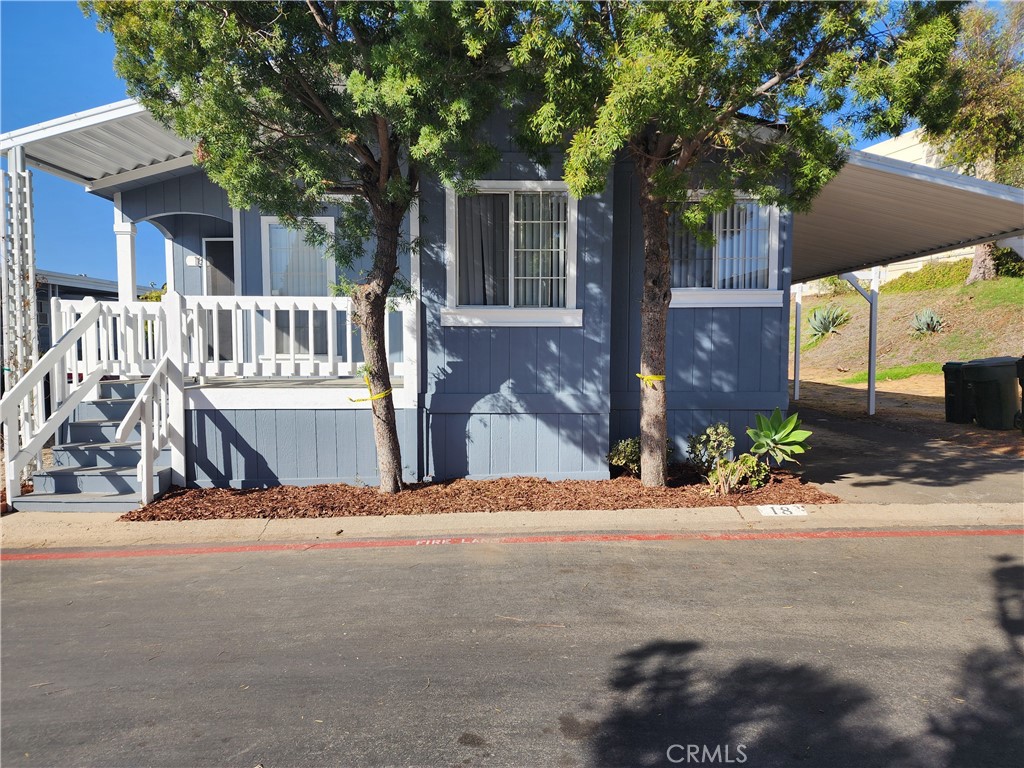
267;223;336;297
669;201;771;289
458;190;570;308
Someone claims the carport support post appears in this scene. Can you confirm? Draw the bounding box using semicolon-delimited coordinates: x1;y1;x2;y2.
841;267;881;416
792;283;802;401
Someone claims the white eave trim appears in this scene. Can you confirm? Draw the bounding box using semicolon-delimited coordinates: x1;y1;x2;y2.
86;154;195;191
0;99;147;151
670;289;784;308
440;307;583;327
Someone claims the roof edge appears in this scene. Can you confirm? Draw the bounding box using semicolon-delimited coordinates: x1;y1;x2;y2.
0;99;146;152
847;149;1024;205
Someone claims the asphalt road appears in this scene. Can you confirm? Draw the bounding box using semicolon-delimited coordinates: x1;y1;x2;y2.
2;532;1022;768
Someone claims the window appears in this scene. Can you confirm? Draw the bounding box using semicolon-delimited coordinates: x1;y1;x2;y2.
443;182;581;327
262;217;336;297
260;217;337;354
670;201;772;290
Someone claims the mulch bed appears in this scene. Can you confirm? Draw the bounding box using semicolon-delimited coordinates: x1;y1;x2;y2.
121;466;839;521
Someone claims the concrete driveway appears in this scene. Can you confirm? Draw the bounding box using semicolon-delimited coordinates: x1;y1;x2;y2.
796;406;1023;504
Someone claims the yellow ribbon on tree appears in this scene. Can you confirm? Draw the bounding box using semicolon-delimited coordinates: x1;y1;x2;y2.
349;375;393;403
636;373;666;388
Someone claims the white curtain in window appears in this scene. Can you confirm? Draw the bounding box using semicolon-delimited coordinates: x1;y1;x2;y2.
670;202;769;289
715;202;770;289
268;224;333;354
458;194;509;306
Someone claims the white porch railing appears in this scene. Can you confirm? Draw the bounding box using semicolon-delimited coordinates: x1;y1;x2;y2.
1;291;417;508
182;295;410;380
1;300;109;506
115;350;173;505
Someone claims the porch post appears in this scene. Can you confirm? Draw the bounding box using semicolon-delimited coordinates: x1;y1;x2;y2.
113;191;137;302
792;282;802;401
840;269;880;416
162;290;187;486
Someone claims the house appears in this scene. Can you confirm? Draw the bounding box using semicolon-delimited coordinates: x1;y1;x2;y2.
2;100;1022;511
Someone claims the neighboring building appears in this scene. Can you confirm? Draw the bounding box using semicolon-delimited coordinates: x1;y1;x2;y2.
35;270;150;351
1;101;1021;510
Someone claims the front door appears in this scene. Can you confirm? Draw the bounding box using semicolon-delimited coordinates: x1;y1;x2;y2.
204;240;234;361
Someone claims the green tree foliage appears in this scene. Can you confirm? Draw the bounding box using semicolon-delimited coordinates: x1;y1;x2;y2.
922;2;1024;284
507;1;962;486
84;1;510;493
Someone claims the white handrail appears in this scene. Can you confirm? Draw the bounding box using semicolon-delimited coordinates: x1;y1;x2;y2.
114;350;173;505
1;300;107;507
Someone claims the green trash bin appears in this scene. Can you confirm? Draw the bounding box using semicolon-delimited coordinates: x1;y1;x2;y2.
962;357;1020;430
942;361;974;423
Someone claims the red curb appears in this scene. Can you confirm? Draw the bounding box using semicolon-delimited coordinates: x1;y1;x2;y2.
2;527;1021;562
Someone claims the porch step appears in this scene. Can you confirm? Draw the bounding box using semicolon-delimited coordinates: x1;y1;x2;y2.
67;419;143;444
31;466;171;495
51;441;171;469
98;379;148;400
74;397;133;421
11;491;143;513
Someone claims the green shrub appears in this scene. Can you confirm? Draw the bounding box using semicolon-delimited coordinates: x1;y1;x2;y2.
608;437;674;477
883;259;971;293
686;422;734;476
820;275;855;296
807;304;851;341
746;408;812;465
707;453;770;495
994;247;1024;278
911;308;944;335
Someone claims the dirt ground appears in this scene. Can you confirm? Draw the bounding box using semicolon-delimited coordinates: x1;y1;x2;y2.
793;369;1023;458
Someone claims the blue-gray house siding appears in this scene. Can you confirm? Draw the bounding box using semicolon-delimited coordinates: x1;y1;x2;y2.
608;158;792;454
115;128;792;487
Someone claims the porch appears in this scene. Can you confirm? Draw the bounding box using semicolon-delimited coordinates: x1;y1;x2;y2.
1;292;418;511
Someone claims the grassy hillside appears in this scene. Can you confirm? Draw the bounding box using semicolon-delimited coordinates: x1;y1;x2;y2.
793;267;1023;381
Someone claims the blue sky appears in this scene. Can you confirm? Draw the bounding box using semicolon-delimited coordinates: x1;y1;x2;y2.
1;0;165;286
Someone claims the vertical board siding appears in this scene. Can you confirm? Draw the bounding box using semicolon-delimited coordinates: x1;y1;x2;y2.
419;147;615;480
121;171;231;223
609;158;792;455
186;409;417;487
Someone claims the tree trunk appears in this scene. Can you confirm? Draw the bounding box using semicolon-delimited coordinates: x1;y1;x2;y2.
966;242;997;285
635;168;672;488
352;211;404;494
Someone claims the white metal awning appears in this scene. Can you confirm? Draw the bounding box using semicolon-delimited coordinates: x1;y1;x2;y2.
0;99;193;193
792;151;1024;283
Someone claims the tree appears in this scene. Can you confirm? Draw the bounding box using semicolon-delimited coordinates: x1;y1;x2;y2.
922;2;1024;283
84;1;509;493
508;1;962;486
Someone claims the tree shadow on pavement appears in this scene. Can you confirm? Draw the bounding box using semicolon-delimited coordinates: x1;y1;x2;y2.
928;554;1024;768
587;640;919;768
795;406;1023;500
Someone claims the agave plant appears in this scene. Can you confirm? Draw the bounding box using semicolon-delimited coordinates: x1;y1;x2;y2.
746;408;812;465
911;308;944;335
807;303;851;340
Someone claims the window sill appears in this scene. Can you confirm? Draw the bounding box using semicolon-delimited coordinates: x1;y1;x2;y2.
670;289;783;308
440;307;583;327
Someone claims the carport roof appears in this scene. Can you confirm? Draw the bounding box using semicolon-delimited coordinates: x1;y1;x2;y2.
792;150;1024;283
2;101;1022;281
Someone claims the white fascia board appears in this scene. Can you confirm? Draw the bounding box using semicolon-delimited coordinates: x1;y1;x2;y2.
846;150;1024;205
0;100;146;151
86;154;195;191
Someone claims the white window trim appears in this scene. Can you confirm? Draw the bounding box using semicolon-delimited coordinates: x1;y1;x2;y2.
443;181;581;328
668;197;783;307
260;216;336;296
669;288;783;308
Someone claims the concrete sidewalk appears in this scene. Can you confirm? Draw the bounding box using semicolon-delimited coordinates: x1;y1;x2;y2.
2;502;1020;550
